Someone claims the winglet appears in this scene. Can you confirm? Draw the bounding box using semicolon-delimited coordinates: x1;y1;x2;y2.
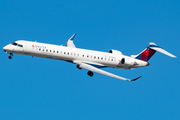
129;76;142;81
66;34;76;48
69;34;76;41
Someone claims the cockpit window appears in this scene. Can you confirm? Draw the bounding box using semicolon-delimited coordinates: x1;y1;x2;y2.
11;42;18;46
18;44;23;47
11;42;23;47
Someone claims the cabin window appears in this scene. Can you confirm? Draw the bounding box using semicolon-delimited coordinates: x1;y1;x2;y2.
67;52;69;55
111;59;113;61
87;55;89;58
82;55;84;57
101;57;103;60
64;52;66;54
46;49;48;52
42;49;44;51
39;48;41;51
50;50;51;52
98;57;99;59
57;51;59;53
94;56;96;59
74;53;76;56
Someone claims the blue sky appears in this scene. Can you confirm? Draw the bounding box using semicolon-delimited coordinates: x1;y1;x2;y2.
0;0;180;119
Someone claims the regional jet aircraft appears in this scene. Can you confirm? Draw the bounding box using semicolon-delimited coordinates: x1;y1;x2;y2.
3;34;176;81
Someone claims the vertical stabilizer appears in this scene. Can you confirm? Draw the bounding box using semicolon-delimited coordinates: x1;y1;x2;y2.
135;43;156;61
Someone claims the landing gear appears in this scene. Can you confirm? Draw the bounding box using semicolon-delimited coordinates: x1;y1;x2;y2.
87;71;94;77
76;65;82;70
8;53;13;59
8;56;12;59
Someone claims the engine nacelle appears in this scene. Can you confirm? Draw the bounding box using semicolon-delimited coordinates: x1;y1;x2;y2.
120;58;135;66
109;49;122;55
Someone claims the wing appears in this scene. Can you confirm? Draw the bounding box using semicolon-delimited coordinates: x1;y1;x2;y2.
73;61;141;81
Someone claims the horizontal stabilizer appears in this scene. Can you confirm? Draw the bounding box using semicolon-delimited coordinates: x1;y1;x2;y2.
149;43;176;58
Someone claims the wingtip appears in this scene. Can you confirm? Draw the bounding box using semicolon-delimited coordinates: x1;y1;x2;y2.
69;34;76;41
130;76;142;81
172;55;177;58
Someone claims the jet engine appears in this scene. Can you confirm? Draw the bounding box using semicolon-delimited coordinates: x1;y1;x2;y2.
109;49;122;55
120;58;136;66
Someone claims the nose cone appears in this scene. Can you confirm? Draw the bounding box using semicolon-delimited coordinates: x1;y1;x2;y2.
3;44;12;52
3;45;8;52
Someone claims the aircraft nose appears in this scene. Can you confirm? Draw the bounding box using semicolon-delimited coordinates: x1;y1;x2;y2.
3;45;9;52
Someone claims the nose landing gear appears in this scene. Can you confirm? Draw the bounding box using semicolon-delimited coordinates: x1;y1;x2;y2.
8;53;13;59
8;56;12;59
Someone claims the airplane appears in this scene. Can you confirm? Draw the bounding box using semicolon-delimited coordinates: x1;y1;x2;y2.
3;34;177;81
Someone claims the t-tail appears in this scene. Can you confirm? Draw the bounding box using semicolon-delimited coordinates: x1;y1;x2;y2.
131;42;176;62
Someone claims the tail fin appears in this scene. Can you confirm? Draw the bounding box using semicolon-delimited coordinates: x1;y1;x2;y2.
133;42;176;62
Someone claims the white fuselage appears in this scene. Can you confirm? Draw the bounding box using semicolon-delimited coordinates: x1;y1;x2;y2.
3;40;149;69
